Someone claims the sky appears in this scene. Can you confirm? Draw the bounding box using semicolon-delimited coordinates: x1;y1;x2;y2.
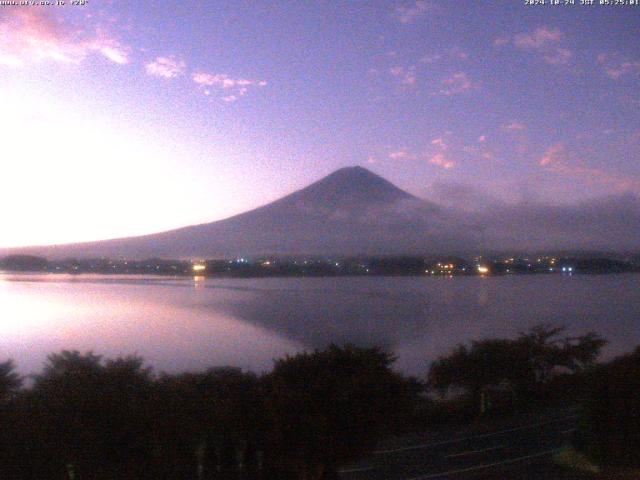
0;0;639;248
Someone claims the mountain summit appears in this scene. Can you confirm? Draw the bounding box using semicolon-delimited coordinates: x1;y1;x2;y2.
248;166;419;222
288;166;415;207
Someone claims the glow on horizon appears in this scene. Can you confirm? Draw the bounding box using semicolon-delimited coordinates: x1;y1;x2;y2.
0;87;266;248
1;90;192;247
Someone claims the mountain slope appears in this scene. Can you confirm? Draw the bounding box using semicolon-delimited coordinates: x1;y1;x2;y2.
10;167;455;259
4;166;639;259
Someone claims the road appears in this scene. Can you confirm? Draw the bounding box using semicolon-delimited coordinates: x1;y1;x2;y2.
339;409;579;480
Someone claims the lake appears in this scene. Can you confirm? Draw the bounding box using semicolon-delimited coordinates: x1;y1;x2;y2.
1;273;639;377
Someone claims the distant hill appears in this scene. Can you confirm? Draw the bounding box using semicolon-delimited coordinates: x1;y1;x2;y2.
3;166;639;259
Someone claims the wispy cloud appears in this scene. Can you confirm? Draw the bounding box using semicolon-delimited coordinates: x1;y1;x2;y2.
395;0;432;24
543;47;571;65
597;53;640;80
99;44;129;65
383;48;468;93
425;136;456;170
192;72;267;88
502;121;527;132
431;138;448;150
387;131;496;171
145;56;186;78
437;72;475;96
450;47;469;61
420;47;468;64
192;72;267;101
539;143;640;193
389;65;417;86
430;181;502;212
499;26;571;65
420;53;441;64
514;26;562;49
389;149;417;160
493;36;510;47
0;9;130;67
462;144;495;161
389;142;455;170
0;52;24;67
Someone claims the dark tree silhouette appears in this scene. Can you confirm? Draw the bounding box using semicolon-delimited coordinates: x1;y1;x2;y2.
153;367;263;479
0;359;22;403
428;325;606;414
0;359;23;479
577;347;640;466
263;344;422;480
428;339;530;414
0;335;609;480
13;351;157;480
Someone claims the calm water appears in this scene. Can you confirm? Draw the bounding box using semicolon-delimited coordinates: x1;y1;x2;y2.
1;273;639;377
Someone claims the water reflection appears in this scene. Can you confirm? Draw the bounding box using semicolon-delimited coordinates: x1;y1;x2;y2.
0;274;303;376
1;273;639;377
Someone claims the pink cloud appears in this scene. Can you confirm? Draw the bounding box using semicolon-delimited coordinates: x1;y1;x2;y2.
478;135;487;143
539;143;566;167
0;9;130;67
428;153;455;169
395;0;432;24
145;56;186;78
438;72;475;96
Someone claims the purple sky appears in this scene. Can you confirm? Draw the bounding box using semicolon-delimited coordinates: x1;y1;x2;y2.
1;1;639;247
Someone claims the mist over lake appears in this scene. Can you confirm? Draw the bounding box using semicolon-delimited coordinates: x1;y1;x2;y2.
2;273;639;377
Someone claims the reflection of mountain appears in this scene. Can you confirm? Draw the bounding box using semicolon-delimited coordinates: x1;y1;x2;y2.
203;278;435;352
199;275;640;376
4;166;640;258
